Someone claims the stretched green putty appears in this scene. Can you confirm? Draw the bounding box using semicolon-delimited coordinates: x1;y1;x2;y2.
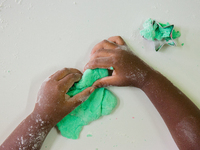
57;68;117;139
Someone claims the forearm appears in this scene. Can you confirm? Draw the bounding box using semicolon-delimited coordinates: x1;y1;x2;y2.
142;71;200;149
84;36;200;149
0;68;92;150
0;112;53;150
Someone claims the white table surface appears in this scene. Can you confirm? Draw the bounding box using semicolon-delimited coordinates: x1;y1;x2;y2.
1;0;200;149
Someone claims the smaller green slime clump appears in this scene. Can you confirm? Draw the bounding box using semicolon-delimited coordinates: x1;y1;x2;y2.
87;134;93;137
140;18;181;41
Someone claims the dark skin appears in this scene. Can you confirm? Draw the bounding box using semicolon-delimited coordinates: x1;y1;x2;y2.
0;68;94;150
84;36;200;150
1;36;200;150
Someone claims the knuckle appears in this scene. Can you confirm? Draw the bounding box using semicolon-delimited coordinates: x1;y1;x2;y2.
74;100;82;107
63;67;68;71
88;62;95;69
95;49;101;53
70;98;82;107
68;73;76;79
69;68;80;73
116;36;125;44
95;48;103;54
103;40;112;47
93;58;99;65
88;63;95;69
116;36;122;39
102;39;108;43
69;73;81;81
96;81;104;88
44;79;54;87
63;67;69;72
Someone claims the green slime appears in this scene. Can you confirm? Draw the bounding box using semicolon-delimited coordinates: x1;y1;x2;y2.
140;18;181;42
57;68;117;139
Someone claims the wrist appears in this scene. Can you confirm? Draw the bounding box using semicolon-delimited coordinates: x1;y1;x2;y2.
140;69;161;91
139;68;158;90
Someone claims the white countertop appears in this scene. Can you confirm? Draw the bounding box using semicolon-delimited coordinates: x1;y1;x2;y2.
0;0;200;149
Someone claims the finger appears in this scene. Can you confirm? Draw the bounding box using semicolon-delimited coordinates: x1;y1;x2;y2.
90;49;115;61
84;49;115;72
91;40;118;56
84;57;114;71
108;36;126;45
67;87;95;108
50;68;82;81
92;76;123;88
59;73;82;92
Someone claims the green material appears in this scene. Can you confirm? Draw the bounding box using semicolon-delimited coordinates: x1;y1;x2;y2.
140;18;181;51
87;134;93;137
57;68;117;139
140;18;181;41
109;66;114;70
181;43;184;46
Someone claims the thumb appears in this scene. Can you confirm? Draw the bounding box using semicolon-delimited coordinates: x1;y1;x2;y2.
93;76;122;88
67;87;95;108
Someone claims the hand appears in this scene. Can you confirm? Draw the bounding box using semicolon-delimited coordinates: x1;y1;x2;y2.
84;36;153;89
33;68;94;126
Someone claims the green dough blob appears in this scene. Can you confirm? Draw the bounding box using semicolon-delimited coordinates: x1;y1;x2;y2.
57;68;117;139
87;134;93;137
140;18;181;41
109;66;114;70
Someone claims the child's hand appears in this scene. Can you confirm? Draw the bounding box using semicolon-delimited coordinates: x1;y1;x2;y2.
84;36;153;89
33;68;94;126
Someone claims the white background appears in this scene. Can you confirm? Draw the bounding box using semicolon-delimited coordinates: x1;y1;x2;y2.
0;0;200;149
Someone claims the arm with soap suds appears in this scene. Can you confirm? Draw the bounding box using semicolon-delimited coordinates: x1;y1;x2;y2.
0;68;94;150
84;36;200;150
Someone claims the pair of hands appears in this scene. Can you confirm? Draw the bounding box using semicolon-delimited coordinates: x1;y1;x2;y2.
34;36;153;126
